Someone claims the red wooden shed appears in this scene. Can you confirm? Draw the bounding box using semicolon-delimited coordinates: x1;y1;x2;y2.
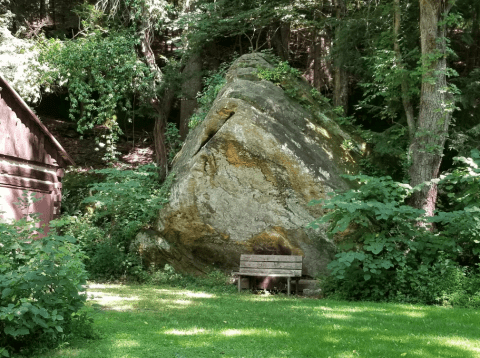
0;75;75;227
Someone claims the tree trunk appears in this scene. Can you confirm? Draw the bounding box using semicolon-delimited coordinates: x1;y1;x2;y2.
306;30;318;87
139;15;174;180
180;53;202;140
273;22;290;61
313;34;324;90
51;0;56;27
39;0;46;20
333;0;348;113
306;30;332;92
409;0;453;217
393;0;416;142
152;91;175;180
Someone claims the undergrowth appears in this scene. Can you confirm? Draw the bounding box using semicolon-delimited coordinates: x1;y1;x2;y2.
310;150;480;308
188;62;229;129
59;165;174;282
148;264;236;294
0;194;90;356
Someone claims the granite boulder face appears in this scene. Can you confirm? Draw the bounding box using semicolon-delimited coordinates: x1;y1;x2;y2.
133;53;364;277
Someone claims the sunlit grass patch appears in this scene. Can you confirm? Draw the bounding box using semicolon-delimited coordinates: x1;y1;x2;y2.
164;328;210;336
32;283;480;358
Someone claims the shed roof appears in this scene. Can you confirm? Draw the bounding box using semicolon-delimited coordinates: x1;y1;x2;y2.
0;75;75;168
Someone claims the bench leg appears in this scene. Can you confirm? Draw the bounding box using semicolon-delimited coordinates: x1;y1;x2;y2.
295;278;299;295
287;277;291;296
238;275;242;293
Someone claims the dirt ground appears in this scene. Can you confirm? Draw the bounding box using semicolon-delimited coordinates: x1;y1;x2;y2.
40;115;155;169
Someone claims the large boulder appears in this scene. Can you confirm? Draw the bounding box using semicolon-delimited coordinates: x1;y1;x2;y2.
134;53;364;277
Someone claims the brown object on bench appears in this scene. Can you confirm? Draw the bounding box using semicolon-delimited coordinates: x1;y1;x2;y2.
233;254;303;296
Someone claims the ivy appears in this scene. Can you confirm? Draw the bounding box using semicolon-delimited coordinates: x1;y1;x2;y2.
188;62;229;129
38;26;156;161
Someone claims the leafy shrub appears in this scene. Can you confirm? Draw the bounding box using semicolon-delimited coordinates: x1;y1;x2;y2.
148;264;186;286
392;256;466;305
188;62;229;129
0;26;44;104
257;60;305;102
435;149;480;257
0;217;88;355
60;165;173;281
310;168;480;306
257;60;301;83
38;25;155;161
61;170;102;216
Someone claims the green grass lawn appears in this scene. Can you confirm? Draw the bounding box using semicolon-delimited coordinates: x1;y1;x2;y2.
35;283;480;358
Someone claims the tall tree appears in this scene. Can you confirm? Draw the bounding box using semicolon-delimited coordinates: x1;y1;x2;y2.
409;0;455;216
179;53;202;140
394;0;416;142
94;0;177;179
333;0;348;113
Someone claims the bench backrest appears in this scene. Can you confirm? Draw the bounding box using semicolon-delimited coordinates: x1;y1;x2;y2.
239;254;303;277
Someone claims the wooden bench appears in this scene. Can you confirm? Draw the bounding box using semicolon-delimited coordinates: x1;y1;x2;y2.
233;254;303;296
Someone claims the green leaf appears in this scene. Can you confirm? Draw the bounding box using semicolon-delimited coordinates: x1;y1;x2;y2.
365;242;384;255
1;288;12;298
4;326;29;337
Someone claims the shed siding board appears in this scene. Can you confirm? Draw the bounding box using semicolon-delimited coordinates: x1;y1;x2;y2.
0;162;57;182
0;96;53;165
0;159;60;225
0;76;74;228
0;76;74;167
0;186;53;226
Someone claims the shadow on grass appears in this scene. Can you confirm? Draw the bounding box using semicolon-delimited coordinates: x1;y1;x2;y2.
40;285;480;358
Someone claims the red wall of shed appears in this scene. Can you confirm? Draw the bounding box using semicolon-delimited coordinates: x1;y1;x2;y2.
0;186;54;230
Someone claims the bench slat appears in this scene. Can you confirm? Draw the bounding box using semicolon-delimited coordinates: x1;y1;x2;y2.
240;261;302;270
234;272;299;277
237;268;302;276
240;254;302;262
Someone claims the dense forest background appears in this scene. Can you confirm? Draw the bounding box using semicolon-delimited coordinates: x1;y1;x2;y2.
1;0;478;178
2;0;479;172
1;0;480;302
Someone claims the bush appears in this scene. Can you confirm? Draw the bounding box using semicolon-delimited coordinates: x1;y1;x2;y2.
38;25;156;161
434;149;480;266
188;62;229;129
310;166;480;306
61;170;102;216
60;165;173;281
0;217;88;355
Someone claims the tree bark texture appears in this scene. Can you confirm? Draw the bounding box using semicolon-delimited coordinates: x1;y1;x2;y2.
153;90;175;180
306;30;333;92
409;0;452;216
393;0;416;141
333;0;348;113
139;15;174;180
273;22;290;61
39;0;46;20
180;53;202;140
462;1;480;74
